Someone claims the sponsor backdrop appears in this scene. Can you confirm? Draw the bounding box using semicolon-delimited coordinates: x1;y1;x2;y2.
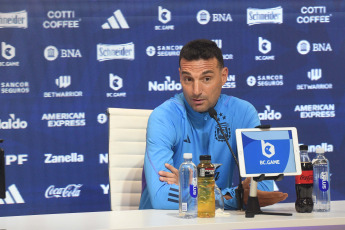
0;0;344;216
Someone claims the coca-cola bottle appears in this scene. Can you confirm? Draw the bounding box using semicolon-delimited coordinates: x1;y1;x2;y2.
295;145;313;213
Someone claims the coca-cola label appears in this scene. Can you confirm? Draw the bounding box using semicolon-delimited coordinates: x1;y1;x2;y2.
295;170;313;184
45;184;82;198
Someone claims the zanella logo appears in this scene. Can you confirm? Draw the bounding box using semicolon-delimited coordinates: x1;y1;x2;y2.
259;105;282;120
44;153;84;164
148;76;181;92
102;10;129;29
0;10;28;29
45;184;82;198
97;42;134;61
0;184;25;205
247;7;283;25
0;114;28;129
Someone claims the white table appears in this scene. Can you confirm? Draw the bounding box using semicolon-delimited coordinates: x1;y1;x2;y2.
0;201;344;230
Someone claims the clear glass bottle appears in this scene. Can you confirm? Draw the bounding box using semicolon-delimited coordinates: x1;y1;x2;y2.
179;153;198;218
312;147;330;212
197;155;215;218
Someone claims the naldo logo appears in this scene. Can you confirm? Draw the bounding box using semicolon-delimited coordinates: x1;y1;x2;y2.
0;114;28;129
148;76;181;92
258;105;282;120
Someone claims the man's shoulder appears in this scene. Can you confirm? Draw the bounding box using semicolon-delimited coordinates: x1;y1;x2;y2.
150;94;186;121
220;94;255;110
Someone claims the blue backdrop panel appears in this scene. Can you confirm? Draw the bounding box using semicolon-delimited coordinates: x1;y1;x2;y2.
0;0;344;216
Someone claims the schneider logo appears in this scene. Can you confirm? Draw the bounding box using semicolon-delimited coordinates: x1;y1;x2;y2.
97;42;134;62
247;7;283;25
148;76;181;92
102;9;129;29
259;105;282;120
45;184;82;199
0;10;28;29
0;114;27;129
44;153;84;164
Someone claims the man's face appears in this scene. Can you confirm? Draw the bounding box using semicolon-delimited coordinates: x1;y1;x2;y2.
179;57;228;113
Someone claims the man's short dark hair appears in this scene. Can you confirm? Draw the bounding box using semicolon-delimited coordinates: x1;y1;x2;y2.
179;39;224;68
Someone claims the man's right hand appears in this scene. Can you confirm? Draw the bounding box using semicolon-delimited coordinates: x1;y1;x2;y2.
242;178;288;207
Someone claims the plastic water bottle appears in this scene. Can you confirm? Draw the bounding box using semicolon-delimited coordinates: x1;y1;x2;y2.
312;147;330;212
179;153;198;218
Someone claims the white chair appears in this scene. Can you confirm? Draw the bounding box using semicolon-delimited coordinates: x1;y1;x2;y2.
107;108;152;211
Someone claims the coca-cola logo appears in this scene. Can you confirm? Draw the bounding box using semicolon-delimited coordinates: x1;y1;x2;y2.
299;175;313;181
45;184;82;198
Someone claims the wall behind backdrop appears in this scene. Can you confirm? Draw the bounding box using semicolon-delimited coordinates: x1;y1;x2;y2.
0;0;344;216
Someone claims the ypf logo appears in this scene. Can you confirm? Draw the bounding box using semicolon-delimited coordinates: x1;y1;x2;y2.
261;140;275;158
109;74;123;91
158;6;171;24
258;37;271;54
1;42;15;60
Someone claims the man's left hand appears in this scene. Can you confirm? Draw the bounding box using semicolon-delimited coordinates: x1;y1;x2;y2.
158;163;179;185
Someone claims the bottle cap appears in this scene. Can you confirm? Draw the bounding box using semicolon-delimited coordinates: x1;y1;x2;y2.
200;155;211;160
183;153;192;159
316;147;325;154
299;145;308;151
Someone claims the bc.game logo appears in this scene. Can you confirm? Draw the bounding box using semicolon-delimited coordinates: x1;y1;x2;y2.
261;140;275;158
213;112;230;142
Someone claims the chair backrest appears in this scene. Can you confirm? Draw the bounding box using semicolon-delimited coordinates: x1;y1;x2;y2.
107;108;152;211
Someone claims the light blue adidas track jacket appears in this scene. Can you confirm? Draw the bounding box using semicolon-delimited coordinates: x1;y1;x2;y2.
139;93;273;210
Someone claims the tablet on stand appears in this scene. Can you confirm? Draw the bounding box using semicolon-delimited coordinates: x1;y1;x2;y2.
235;127;301;218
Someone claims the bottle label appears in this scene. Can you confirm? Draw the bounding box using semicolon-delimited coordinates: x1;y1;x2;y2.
319;172;329;192
182;202;187;212
189;178;198;198
295;170;313;184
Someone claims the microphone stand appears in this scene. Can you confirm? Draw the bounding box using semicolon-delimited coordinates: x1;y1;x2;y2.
208;109;244;211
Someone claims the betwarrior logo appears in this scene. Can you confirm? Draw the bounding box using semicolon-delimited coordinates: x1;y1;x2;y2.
0;114;28;129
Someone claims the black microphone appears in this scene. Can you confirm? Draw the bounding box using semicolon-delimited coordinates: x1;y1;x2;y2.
208;107;244;211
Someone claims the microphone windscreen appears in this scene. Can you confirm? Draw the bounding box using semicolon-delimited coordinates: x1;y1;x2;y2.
208;107;217;119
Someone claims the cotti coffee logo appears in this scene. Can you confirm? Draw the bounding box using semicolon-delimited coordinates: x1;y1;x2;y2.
247;6;283;25
0;10;28;29
297;6;332;24
43;10;81;29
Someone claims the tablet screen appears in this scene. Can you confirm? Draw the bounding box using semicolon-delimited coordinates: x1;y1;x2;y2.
236;128;301;177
